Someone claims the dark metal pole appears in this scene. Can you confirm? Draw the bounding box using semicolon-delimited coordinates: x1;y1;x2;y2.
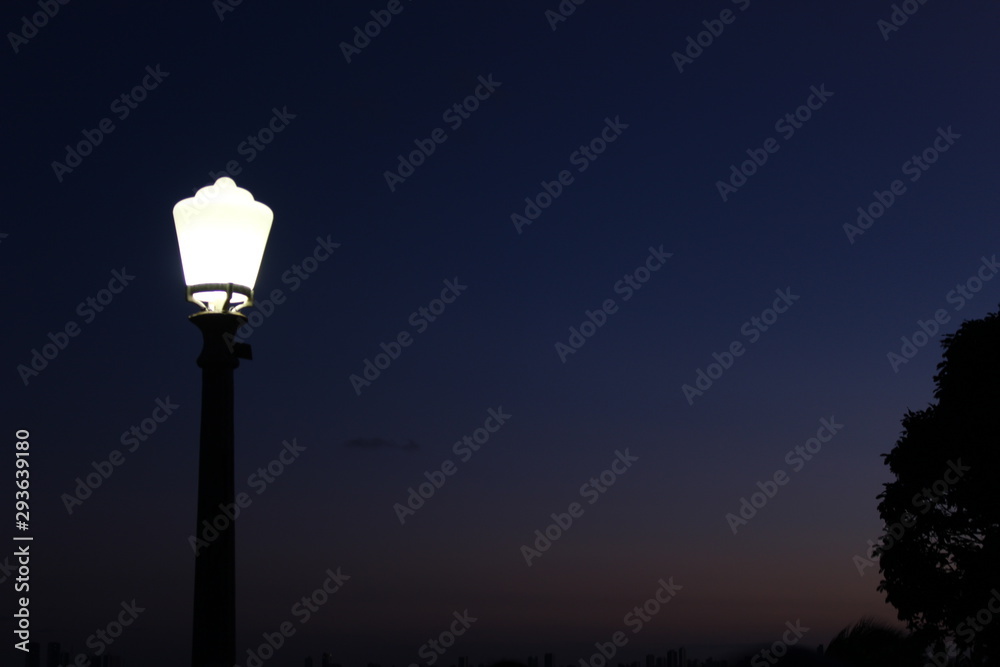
190;311;251;667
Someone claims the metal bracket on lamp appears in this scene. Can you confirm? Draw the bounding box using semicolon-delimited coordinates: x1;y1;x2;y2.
186;282;254;313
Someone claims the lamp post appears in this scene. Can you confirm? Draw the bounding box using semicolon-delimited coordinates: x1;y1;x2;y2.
173;177;273;667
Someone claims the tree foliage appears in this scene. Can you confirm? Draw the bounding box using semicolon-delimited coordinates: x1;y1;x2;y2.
876;309;1000;662
825;616;921;666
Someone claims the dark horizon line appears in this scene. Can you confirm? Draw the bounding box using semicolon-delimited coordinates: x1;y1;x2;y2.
26;638;826;667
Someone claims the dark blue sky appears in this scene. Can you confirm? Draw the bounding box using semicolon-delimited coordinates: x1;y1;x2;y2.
4;1;1000;665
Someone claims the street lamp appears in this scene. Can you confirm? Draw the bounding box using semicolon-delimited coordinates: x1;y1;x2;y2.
173;176;273;667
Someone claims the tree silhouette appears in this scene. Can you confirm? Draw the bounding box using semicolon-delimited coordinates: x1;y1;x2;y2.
824;617;922;666
876;308;1000;663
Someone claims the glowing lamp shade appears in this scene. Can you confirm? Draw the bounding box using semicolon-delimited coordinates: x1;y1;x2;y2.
173;177;273;312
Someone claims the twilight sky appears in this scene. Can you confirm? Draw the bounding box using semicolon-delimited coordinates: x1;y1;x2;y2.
4;1;1000;666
